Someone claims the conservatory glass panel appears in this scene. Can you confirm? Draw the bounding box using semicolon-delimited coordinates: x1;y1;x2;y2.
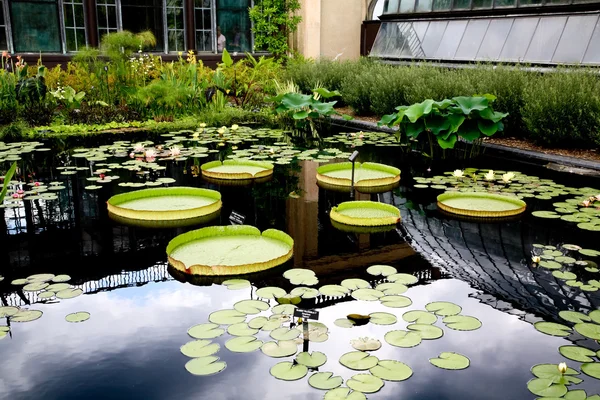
217;0;251;53
553;15;597;64
472;0;492;8
434;20;467;59
582;19;600;64
415;0;433;12
195;0;212;52
421;20;447;56
432;0;451;10
399;0;415;13
97;0;118;40
10;0;62;52
477;18;512;60
519;0;542;6
524;16;567;62
455;19;489;60
384;0;400;13
121;0;164;52
413;21;429;42
499;17;538;61
453;0;471;9
494;0;516;7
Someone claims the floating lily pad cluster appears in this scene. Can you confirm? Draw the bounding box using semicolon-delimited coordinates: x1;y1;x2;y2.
1;180;68;208
322;131;405;148
0;141;51;163
532;190;600;231
531;243;600;292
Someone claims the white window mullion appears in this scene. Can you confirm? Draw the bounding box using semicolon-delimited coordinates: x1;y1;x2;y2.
58;0;67;53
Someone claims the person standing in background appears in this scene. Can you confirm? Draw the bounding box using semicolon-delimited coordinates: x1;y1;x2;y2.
217;27;226;52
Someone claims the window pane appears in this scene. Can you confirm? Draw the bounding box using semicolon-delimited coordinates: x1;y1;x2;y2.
66;29;76;51
384;0;400;13
583;19;600;63
495;0;516;7
421;20;447;56
217;0;251;53
121;0;164;51
453;0;471;9
74;4;84;26
477;18;512;60
553;15;597;63
415;0;432;11
472;0;492;8
499;17;538;61
519;0;542;6
455;19;489;59
64;4;74;27
10;1;62;52
168;30;184;52
434;20;467;59
432;0;451;10
399;0;415;12
195;0;213;52
524;16;567;62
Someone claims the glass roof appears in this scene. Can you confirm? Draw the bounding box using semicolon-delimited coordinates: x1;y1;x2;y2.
369;13;600;64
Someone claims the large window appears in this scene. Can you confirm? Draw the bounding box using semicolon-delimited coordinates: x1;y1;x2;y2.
121;0;164;52
166;0;185;52
195;0;213;51
97;0;119;40
63;0;86;51
9;0;62;52
0;0;8;50
217;0;251;53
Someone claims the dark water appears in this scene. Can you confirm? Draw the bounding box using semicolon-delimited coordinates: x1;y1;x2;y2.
1;131;600;400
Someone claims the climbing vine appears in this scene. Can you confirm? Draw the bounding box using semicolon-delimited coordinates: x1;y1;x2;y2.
249;0;302;60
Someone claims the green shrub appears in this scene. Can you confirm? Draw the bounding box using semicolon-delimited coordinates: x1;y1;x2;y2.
522;68;600;147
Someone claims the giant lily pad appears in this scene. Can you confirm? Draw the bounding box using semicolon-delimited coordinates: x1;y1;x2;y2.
202;159;274;180
330;201;400;227
309;372;344;390
316;162;401;193
370;360;413;381
188;323;225;339
261;340;298;358
429;352;470;370
296;351;327;368
339;351;379;370
438;192;526;218
180;340;220;358
346;374;384;394
167;226;294;276
225;336;263;353
184;356;226;376
270;361;308;381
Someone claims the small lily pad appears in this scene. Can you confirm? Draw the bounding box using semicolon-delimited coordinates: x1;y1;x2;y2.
208;309;246;325
553;271;577;280
375;282;408;295
346;373;384;394
52;275;71;282
188;323;225;339
341;279;371;290
366;265;397;277
527;378;567;397
581;363;600;379
65;312;90;323
339;351;379;370
222;279;251;290
180;340;220;358
425;301;462;316
351;288;384;301
559;345;597;362
370;360;413;381
350;337;381;351
319;285;349;297
270;327;301;341
385;330;422;348
323;388;366;400
369;312;397;325
256;286;287;299
271;304;296;315
442;315;482;331
11;309;43;322
387;273;418;285
380;295;412;308
540;260;563;270
429;352;470;370
296;351;327;368
45;283;71;292
225;336;263;353
56;288;83;299
261;340;298;358
185;356;226;376
26;273;55;282
270;361;308;381
290;287;319;299
227;323;259;336
534;322;572;337
0;306;19;318
402;310;437;325
234;300;270;315
574;323;600;340
407;324;444;339
309;372;343;390
559;311;591;324
11;279;28;285
23;282;49;292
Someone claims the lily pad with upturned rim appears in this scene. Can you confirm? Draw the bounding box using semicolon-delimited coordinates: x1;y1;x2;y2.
330;201;400;227
438;191;526;218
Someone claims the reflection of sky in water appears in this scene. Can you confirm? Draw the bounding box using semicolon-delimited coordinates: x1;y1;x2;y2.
2;278;599;400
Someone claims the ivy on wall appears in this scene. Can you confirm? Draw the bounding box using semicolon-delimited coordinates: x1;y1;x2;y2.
249;0;302;59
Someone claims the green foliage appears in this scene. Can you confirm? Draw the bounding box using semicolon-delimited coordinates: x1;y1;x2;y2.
100;30;157;62
249;0;301;59
0;71;17;125
16;65;47;104
522;68;600;147
134;79;196;120
50;85;86;110
378;95;508;154
0;121;28;142
0;162;17;204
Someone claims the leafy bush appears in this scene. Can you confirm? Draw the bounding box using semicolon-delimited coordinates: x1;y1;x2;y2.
522;68;600;147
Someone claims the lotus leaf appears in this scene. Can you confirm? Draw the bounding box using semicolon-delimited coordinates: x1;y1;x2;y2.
442;315;482;331
319;285;350;297
256;286;287;299
380;295;412;308
227;323;259;336
387;273;418;285
261;340;298;358
290;287;319;299
403;310;437;325
11;309;43;322
180;340;220;358
430;352;470;370
527;378;568;397
368;312;397;326
309;372;343;390
296;351;327;368
270;327;301;341
574;323;600;340
234;300;270;315
559;346;597;363
209;309;246;325
270;361;308;381
351;337;382;351
225;336;263;353
341;279;371;290
346;373;384;394
0;306;19;318
351;288;384;301
323;387;366;400
366;265;397;277
56;288;83;299
370;360;413;381
407;324;444;339
188;323;226;339
185;356;226;376
65;312;90;323
375;282;408;295
534;322;572;337
222;279;251;290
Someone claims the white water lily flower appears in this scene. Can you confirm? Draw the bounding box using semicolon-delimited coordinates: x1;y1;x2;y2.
350;337;381;351
532;256;541;264
230;124;239;130
217;127;226;135
558;362;568;374
145;148;156;158
502;172;515;183
192;131;199;138
453;169;464;178
199;123;207;128
485;170;495;181
133;143;145;153
170;146;181;157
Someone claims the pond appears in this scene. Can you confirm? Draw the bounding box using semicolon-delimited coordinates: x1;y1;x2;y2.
1;126;600;400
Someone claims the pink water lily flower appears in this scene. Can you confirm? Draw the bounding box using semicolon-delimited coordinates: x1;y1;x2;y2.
133;143;145;153
583;200;591;207
170;146;181;157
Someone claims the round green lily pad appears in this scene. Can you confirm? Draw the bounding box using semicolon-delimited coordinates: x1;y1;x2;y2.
334;318;356;328
387;273;418;285
339;351;379;370
403;310;437;325
580;249;600;257
23;282;49;292
270;361;308;381
534;322;572;337
540;260;562;270
11;309;43;322
581;363;600;379
527;378;567;397
309;372;343;390
442;315;482;331
559;311;591;324
553;271;577;280
227;323;259;336
256;286;287;299
407;324;444;339
426;301;462;316
375;282;408;295
370;360;413;381
271;304;296;315
65;312;90;323
26;273;55;282
559;345;597;362
341;279;371;290
290;287;319;299
429;352;470;370
270;327;301;341
0;306;19;318
184;356;226;376
261;340;298;358
234;300;270;315
351;288;384;301
380;295;412;308
208;309;246;325
56;288;83;299
319;285;349;297
366;265;397;277
324;387;366;400
11;279;28;285
589;310;600;324
188;323;225;339
296;351;327;368
369;312;397;326
385;330;422;348
225;336;263;353
222;279;251;290
45;283;71;292
574;323;600;340
346;373;384;394
531;363;580;381
52;275;71;283
180;340;220;358
532;211;561;219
